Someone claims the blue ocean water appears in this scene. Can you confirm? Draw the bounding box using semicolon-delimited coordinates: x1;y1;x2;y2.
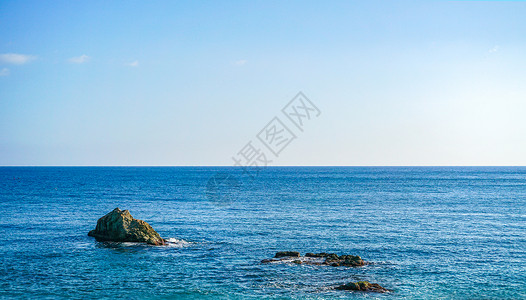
0;167;525;299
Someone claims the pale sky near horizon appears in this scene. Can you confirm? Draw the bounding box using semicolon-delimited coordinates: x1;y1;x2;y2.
1;1;525;166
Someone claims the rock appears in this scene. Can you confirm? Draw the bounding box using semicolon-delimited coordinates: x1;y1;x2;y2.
328;254;365;267
337;282;360;290
304;252;364;265
266;252;367;267
274;251;300;258
88;208;166;245
336;281;390;293
305;252;331;258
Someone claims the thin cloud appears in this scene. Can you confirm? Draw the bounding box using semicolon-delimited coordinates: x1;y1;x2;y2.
68;54;90;64
235;59;247;66
0;53;37;65
489;46;500;53
125;60;139;67
0;68;10;76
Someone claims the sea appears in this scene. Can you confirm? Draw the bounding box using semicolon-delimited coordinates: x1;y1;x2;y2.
0;167;525;299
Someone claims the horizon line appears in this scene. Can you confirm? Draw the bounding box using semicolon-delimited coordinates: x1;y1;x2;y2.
1;165;525;168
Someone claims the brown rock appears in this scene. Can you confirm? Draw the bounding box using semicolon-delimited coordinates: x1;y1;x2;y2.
274;251;300;258
266;252;367;267
88;208;165;245
336;281;390;293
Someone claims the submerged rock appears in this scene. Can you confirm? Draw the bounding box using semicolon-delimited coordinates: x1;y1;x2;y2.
88;208;166;245
336;281;390;293
262;252;366;267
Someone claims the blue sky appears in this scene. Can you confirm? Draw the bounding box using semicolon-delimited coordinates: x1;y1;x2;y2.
1;0;525;166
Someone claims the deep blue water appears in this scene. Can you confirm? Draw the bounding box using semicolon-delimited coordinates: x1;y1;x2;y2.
0;167;525;299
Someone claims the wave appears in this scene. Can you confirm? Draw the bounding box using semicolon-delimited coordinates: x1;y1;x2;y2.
165;238;193;247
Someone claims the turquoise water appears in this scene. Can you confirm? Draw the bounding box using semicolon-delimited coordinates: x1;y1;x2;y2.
0;167;525;299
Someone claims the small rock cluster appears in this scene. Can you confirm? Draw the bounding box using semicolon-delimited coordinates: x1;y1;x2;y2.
262;251;365;267
262;251;390;293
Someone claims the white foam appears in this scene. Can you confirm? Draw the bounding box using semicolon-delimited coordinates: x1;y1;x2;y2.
121;242;141;246
165;238;193;247
266;256;326;264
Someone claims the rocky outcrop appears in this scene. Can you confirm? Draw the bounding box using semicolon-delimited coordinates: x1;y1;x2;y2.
275;251;300;258
306;252;365;267
88;208;166;245
336;281;390;293
262;252;366;267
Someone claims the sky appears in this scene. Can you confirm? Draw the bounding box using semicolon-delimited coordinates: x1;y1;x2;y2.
1;0;525;166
